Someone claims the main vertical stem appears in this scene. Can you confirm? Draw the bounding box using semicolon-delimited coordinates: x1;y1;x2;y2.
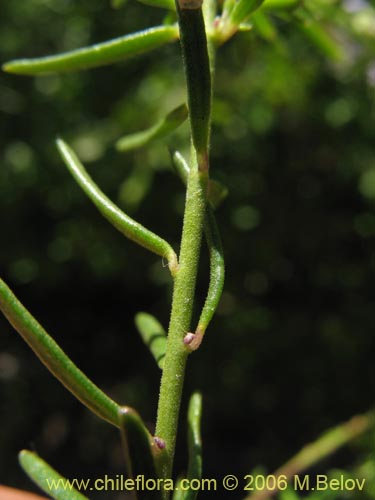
155;166;207;480
155;0;214;487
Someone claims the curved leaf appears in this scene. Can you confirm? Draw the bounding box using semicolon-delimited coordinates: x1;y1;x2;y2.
184;392;203;500
111;0;128;8
19;451;88;500
262;0;300;11
229;0;266;26
244;412;374;500
219;0;266;42
171;150;190;182
116;104;188;153
3;25;179;75
135;312;167;369
251;11;278;42
57;138;178;276
296;18;344;61
172;479;185;500
194;205;224;345
0;278;121;427
137;0;176;10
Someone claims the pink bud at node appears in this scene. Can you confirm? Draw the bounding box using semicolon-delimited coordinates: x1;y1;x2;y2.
154;436;166;449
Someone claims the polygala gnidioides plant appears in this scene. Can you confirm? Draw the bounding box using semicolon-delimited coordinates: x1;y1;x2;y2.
1;0;374;499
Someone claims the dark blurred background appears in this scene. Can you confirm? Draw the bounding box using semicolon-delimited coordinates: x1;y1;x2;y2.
0;0;374;498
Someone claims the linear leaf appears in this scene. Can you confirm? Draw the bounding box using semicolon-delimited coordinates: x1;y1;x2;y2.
57;139;178;276
19;450;88;500
111;0;128;8
222;0;237;17
118;407;163;500
244;411;374;500
229;0;267;27
137;0;176;10
171;150;190;182
251;11;278;42
262;0;300;11
172;479;185;500
184;392;203;500
194;206;225;341
218;0;266;42
296;19;344;61
135;312;167;369
0;278;120;427
116;104;188;153
3;25;179;75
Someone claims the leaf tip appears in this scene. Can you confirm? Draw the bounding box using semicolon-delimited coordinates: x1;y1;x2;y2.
2;62;13;73
55;137;74;164
18;449;32;467
55;136;67;153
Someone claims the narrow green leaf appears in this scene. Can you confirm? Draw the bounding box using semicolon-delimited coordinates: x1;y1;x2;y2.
262;0;300;11
184;392;203;500
171;150;190;182
194;205;225;344
222;0;237;17
137;0;176;10
251;11;278;42
172;480;185;500
296;20;344;61
176;3;211;165
171;152;225;349
279;489;301;500
111;0;128;8
3;25;178;75
218;0;266;42
116;104;188;153
135;312;167;369
118;407;163;500
229;0;266;27
0;278;120;427
19;450;88;500
244;412;374;500
203;0;217;34
57;138;178;276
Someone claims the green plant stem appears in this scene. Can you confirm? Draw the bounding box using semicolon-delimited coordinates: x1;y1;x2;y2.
155;165;208;485
176;2;211;165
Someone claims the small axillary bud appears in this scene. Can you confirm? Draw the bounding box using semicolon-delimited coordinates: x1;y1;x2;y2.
183;332;195;346
153;436;166;450
183;330;203;351
178;0;203;9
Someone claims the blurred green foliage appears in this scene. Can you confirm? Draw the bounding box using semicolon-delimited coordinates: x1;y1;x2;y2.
0;0;374;498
